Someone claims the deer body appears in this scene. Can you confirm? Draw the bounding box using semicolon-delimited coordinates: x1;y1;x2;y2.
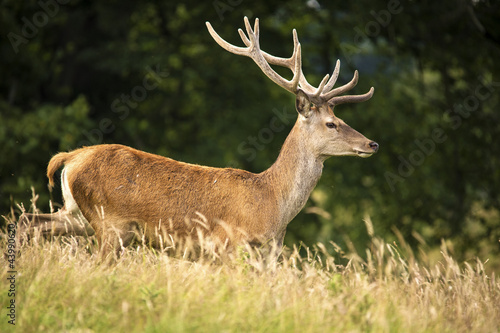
45;116;327;249
20;17;378;258
51;144;282;247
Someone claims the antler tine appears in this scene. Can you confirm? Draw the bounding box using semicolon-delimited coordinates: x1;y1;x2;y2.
322;70;374;106
244;16;257;46
320;66;374;106
253;16;259;41
322;70;359;100
329;87;375;106
238;28;250;46
323;60;340;92
257;29;317;95
206;17;302;95
310;74;330;99
206;21;249;56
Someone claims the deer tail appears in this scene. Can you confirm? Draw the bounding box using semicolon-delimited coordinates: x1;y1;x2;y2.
47;151;78;189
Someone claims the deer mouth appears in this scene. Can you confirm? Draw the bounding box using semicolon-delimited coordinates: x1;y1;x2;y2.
354;149;375;158
357;152;374;158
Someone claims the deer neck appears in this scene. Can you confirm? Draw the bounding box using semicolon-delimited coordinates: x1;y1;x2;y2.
262;121;324;228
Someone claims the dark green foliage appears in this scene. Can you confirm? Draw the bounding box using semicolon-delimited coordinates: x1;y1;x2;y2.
1;0;499;266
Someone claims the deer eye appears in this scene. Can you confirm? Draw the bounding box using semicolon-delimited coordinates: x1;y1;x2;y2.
326;122;337;129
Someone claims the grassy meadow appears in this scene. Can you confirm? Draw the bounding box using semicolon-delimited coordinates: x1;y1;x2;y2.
1;210;499;333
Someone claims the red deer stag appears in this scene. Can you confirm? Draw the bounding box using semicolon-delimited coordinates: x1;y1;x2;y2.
19;17;378;258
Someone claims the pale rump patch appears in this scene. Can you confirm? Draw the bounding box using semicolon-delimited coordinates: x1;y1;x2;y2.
61;167;82;214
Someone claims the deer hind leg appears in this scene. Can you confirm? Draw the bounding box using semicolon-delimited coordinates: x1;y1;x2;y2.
18;165;96;239
18;209;95;242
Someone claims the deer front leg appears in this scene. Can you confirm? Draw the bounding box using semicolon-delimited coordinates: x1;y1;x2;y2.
92;219;141;262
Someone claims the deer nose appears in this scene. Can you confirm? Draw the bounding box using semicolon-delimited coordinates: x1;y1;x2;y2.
369;141;379;152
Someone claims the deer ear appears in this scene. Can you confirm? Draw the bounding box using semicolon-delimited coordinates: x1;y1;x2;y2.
295;89;313;118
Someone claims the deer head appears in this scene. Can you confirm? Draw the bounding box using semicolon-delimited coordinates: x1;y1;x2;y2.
206;17;379;161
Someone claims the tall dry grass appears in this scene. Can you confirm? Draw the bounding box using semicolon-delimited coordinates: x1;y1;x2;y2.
1;207;499;332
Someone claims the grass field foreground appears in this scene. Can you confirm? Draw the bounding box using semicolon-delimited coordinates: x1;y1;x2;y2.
1;213;499;333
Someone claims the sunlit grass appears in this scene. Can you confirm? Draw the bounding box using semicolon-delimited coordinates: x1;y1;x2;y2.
1;209;499;333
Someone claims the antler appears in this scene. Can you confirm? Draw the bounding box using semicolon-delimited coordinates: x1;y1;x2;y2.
206;17;301;95
206;17;374;106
